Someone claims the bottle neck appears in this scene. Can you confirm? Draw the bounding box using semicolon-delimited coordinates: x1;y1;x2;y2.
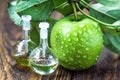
39;38;48;47
22;30;30;41
22;30;30;53
39;38;48;57
39;28;48;47
39;29;49;57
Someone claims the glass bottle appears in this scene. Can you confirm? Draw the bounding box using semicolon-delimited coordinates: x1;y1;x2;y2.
29;22;59;75
12;15;36;67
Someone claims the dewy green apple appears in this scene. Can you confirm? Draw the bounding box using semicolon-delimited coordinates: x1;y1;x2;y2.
50;15;103;70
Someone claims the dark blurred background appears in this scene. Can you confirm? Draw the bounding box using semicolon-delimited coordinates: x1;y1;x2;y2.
0;0;22;46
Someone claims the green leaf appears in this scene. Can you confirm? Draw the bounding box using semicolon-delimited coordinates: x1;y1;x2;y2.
18;0;54;21
53;0;92;16
107;9;120;19
16;0;47;12
85;0;92;3
30;22;40;46
100;20;120;36
8;3;22;26
47;18;57;46
103;32;120;53
96;0;120;7
8;0;54;26
90;1;120;54
90;3;117;24
90;3;120;34
102;20;120;54
53;0;73;15
28;41;37;51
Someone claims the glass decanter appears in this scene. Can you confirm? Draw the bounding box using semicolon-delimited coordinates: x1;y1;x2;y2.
12;15;36;67
29;22;58;75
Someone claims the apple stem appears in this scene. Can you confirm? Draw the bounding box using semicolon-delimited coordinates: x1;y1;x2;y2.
76;2;120;30
71;2;78;21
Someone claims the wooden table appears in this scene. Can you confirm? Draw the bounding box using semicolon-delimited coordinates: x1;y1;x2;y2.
1;0;120;80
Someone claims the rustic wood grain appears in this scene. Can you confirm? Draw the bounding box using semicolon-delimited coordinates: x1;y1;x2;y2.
1;0;120;80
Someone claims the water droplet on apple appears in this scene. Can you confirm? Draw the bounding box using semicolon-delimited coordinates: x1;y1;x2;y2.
65;45;68;48
79;31;82;34
58;31;62;35
79;61;81;63
73;32;77;37
65;60;68;62
81;38;84;41
63;54;65;56
66;33;70;37
77;55;81;58
83;55;87;58
85;48;89;51
88;57;91;60
79;24;85;28
72;47;75;51
68;39;71;42
70;58;74;61
77;50;81;53
75;38;79;42
61;46;63;49
61;41;64;44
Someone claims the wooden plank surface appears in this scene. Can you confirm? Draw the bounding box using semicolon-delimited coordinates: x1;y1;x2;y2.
1;0;120;80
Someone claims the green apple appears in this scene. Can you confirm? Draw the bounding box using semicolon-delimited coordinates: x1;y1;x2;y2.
50;15;103;70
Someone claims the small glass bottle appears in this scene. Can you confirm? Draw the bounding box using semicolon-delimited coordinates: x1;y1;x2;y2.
29;22;58;75
12;15;36;67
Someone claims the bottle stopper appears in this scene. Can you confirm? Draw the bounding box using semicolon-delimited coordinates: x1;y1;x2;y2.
21;15;32;30
39;22;49;39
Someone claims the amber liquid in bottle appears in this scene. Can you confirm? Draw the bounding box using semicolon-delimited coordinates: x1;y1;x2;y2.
12;15;35;68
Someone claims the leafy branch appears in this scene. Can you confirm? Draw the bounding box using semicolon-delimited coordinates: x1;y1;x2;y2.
8;0;120;54
77;0;120;28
